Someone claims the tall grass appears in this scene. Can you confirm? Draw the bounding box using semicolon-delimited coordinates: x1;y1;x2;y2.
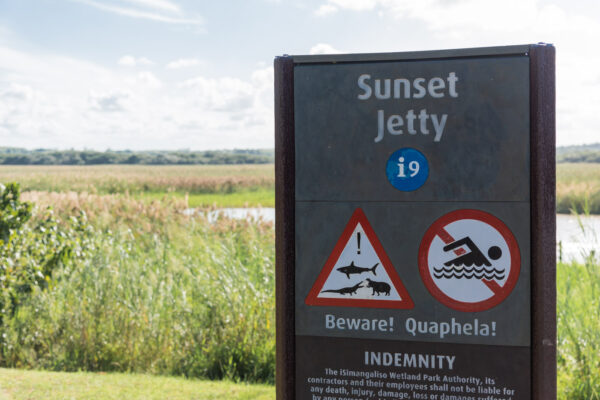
0;193;275;382
558;257;600;399
4;162;600;212
557;163;600;214
0;165;274;195
557;212;600;399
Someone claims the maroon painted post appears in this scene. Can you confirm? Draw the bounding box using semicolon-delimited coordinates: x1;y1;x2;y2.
275;55;295;400
529;43;556;400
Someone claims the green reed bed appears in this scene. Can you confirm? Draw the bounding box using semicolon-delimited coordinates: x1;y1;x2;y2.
0;165;275;208
558;255;600;399
0;191;275;383
0;164;274;194
557;163;600;214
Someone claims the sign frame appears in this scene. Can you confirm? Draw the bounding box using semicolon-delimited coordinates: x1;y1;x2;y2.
275;44;556;400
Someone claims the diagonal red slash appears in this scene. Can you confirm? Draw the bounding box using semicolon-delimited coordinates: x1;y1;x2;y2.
438;227;502;294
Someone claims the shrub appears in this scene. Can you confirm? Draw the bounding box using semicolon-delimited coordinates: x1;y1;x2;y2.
0;183;94;324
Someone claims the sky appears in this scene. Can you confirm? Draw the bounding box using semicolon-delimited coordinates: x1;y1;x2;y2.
0;0;599;150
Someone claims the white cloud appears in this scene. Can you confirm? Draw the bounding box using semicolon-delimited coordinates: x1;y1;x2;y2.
180;76;254;112
89;90;131;112
0;42;274;150
135;71;162;89
315;4;338;16
1;84;35;101
309;43;342;55
166;58;202;69
70;0;203;25
316;0;376;14
121;0;181;13
328;0;377;11
118;55;154;67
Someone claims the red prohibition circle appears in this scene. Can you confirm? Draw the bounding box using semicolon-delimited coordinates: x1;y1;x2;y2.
418;209;521;312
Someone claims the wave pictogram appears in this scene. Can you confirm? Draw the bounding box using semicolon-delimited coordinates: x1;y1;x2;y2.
433;265;505;280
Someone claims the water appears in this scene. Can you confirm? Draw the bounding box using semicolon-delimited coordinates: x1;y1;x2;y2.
188;208;599;261
208;207;275;222
557;214;600;261
184;207;276;223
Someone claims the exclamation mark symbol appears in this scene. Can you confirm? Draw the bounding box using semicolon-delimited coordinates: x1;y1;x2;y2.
357;232;361;255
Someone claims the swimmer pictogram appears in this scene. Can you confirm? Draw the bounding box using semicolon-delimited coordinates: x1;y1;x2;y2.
434;237;505;280
418;209;521;312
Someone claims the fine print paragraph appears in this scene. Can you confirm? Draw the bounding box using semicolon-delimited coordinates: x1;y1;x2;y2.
306;367;518;400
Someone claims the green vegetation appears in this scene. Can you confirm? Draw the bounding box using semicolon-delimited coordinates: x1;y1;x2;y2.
139;188;274;208
558;254;600;398
557;143;600;163
0;148;273;165
0;191;275;383
0;184;94;326
0;368;274;400
0;159;600;398
0;165;274;208
2;161;600;212
557;163;600;214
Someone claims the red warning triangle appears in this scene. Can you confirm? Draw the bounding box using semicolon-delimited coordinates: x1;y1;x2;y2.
305;208;414;309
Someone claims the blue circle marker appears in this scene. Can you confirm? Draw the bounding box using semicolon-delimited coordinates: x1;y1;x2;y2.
385;148;429;192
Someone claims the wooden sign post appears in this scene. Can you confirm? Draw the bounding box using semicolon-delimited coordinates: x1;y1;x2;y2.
276;44;555;400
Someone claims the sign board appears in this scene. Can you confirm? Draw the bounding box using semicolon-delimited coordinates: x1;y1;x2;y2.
275;45;555;400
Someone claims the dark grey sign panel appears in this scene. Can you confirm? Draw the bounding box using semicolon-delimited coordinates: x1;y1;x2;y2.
294;57;530;203
275;45;556;400
295;201;530;346
296;336;530;399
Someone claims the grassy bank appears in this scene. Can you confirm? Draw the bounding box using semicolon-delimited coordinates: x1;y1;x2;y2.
0;368;274;400
0;165;274;207
1;162;600;212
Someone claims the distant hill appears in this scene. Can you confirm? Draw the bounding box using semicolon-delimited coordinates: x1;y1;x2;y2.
0;148;274;165
557;143;600;163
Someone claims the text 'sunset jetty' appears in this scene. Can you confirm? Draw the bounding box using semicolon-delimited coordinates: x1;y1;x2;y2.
357;72;459;143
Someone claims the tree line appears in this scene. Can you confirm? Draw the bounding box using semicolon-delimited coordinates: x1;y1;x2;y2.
0;148;273;165
1;143;599;165
557;143;600;163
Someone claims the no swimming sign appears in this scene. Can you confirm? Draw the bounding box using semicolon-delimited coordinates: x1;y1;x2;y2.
275;45;556;400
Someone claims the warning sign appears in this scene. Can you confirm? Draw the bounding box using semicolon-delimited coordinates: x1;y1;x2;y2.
418;209;521;312
305;208;413;309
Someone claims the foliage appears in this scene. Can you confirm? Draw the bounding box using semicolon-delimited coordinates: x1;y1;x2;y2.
557;163;600;214
0;183;94;325
557;258;600;399
0;148;273;165
559;150;600;163
0;183;32;244
0;192;275;383
0;164;273;196
557;209;600;399
557;143;600;163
